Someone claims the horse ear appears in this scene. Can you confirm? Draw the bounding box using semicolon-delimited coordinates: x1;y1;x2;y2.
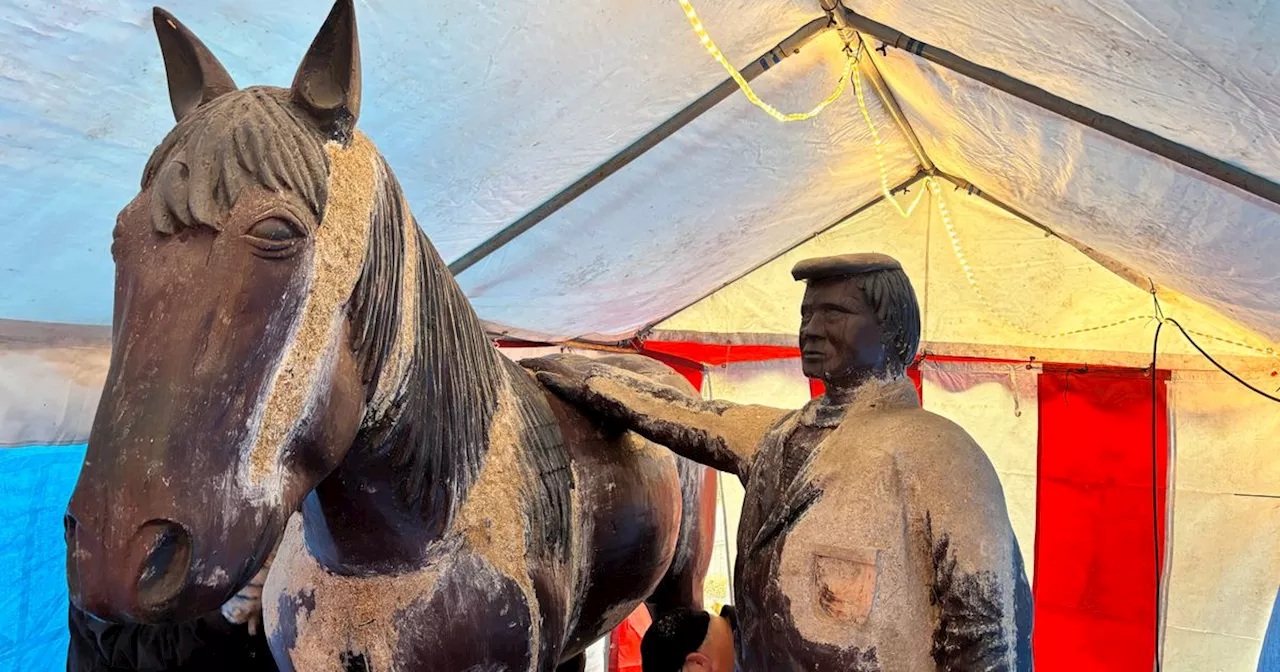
152;7;238;122
291;0;361;142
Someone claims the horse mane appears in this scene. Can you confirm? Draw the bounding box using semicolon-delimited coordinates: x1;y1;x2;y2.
353;157;570;553
351;156;508;534
142;87;330;235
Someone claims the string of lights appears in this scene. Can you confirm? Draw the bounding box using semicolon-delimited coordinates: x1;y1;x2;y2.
678;1;1279;368
929;172;1280;367
1178;326;1276;358
677;0;853;122
852;62;927;218
924;175;1153;340
849;59;1280;363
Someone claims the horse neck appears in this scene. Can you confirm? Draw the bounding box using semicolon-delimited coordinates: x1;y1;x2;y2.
303;226;512;574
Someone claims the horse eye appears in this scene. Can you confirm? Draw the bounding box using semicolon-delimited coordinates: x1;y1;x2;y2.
247;217;301;241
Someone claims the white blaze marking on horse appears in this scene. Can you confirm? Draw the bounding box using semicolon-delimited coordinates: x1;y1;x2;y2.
236;134;379;503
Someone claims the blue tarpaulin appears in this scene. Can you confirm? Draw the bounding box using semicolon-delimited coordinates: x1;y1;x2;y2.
1261;588;1280;672
0;444;85;670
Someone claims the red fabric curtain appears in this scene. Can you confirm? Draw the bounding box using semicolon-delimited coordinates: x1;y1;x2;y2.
608;606;653;672
637;349;704;392
1034;367;1169;671
640;341;802;366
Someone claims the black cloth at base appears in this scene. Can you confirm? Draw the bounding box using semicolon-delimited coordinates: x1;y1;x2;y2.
67;603;278;672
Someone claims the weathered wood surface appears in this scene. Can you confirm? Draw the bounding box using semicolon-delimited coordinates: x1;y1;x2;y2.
63;3;715;669
529;254;1033;670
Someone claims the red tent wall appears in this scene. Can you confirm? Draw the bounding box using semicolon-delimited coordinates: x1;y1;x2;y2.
1034;367;1169;670
608;606;652;672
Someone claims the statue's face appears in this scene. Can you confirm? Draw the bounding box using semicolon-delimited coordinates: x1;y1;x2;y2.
798;277;888;385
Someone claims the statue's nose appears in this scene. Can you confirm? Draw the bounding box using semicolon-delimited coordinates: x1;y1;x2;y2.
133;519;193;613
64;514;198;622
799;318;823;341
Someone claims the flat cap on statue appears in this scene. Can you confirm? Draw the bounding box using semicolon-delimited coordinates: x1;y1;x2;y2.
791;253;903;281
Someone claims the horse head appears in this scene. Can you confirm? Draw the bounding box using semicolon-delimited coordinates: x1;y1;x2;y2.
66;0;390;623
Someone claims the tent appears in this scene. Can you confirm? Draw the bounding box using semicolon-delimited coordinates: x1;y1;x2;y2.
1;0;1278;669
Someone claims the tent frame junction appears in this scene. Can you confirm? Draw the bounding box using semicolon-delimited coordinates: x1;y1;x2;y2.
451;0;1280;341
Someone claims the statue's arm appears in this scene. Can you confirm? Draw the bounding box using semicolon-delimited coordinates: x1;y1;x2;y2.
909;429;1034;671
524;356;784;476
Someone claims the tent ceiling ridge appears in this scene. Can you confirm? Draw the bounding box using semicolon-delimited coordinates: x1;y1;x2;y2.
448;15;835;276
635;168;929;342
823;1;934;172
827;1;1280;209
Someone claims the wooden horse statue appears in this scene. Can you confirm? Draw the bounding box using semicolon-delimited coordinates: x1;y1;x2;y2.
64;2;716;669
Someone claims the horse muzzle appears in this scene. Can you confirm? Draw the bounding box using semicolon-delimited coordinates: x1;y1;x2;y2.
65;513;195;623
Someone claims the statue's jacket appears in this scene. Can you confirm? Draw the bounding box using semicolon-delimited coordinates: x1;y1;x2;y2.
732;377;1033;671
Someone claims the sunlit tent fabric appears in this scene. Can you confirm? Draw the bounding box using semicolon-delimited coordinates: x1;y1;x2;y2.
1;0;1279;670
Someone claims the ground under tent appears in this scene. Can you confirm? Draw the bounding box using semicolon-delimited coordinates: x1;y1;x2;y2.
1;0;1278;670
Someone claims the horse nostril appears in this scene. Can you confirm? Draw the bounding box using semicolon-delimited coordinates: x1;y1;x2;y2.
134;520;192;612
64;514;78;546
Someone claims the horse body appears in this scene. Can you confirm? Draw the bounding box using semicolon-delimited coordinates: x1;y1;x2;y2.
269;352;704;671
64;3;713;670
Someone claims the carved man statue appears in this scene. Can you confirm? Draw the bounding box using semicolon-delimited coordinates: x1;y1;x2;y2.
526;254;1032;671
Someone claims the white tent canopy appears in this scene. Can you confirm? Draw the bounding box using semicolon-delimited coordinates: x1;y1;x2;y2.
654;172;1277;369
450;0;1280;351
1;0;1277;356
2;1;1279;670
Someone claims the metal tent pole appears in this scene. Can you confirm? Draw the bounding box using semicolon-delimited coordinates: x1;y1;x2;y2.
637;169;927;339
854;36;933;171
828;2;1280;208
449;17;835;275
936;170;1154;289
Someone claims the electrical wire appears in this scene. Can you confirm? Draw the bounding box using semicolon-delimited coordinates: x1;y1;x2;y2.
1149;317;1164;672
1164;318;1280;404
1146;292;1279;671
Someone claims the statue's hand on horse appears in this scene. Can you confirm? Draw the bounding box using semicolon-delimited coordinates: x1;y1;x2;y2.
522;355;784;478
522;355;624;414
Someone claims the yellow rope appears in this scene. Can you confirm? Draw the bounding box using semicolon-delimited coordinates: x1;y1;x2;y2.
850;62;1159;341
925;176;1152;340
677;0;851;122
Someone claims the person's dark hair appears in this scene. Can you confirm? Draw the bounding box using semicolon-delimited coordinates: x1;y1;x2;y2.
850;268;921;374
641;608;711;672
